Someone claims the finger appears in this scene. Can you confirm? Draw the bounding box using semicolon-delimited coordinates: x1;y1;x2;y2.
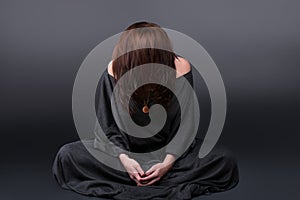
137;181;144;187
130;173;141;185
140;171;159;181
128;168;139;180
130;168;142;180
132;169;142;179
133;173;144;185
128;165;140;174
140;179;150;185
145;165;157;176
134;179;141;186
129;174;139;184
135;164;145;177
129;173;136;181
142;177;160;186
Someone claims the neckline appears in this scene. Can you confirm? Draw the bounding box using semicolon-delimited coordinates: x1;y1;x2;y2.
107;68;191;80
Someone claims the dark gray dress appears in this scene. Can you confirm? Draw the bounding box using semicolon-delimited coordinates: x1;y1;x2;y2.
52;67;239;200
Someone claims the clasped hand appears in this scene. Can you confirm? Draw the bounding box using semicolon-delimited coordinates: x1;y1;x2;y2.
119;153;175;186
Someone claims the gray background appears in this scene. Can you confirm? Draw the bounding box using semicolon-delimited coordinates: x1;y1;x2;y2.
1;0;300;199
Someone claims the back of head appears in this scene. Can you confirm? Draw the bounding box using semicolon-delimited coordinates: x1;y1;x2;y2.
111;21;177;115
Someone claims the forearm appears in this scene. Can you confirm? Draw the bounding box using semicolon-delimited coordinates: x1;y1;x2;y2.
119;153;129;161
163;154;176;166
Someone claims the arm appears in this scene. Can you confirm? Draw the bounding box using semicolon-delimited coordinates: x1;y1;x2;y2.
139;69;196;186
93;71;130;157
94;70;145;185
165;68;197;159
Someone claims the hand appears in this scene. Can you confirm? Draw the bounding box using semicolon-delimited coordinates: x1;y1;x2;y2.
139;154;176;186
119;154;145;186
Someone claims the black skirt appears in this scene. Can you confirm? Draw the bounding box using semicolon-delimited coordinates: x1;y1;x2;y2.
52;140;239;200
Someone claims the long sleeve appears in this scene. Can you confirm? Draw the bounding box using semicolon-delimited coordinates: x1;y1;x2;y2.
165;69;198;159
93;70;130;157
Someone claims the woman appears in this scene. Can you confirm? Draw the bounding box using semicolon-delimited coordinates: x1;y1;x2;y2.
52;21;239;200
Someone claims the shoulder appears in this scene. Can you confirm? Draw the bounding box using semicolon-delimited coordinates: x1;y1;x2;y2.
107;57;191;78
175;56;191;78
107;60;114;78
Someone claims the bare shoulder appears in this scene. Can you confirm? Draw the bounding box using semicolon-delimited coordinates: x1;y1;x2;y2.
107;60;114;77
175;56;191;77
108;57;191;78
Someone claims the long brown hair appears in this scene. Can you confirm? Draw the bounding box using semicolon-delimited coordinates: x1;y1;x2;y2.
112;21;178;115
